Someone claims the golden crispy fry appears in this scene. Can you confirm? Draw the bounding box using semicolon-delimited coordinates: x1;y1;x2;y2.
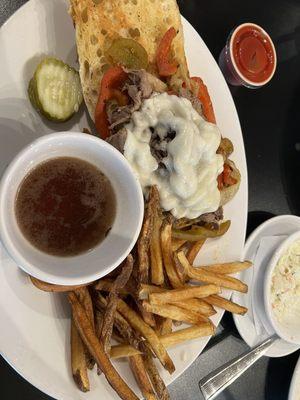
149;284;220;305
138;284;165;300
143;354;170;400
95;293;143;353
76;287;95;330
94;279;130;295
110;323;215;359
171;239;186;252
158;317;173;336
117;298;175;373
189;267;248;293
200;261;252;275
161;221;183;288
142;301;208;325
95;310;104;375
68;292;139;400
138;187;156;284
30;276;88;292
204;295;248;315
136;301;157;328
186;239;206;265
101;255;133;353
172;298;216;317
177;252;248;293
150;189;164;285
71;319;90;392
129;355;156;400
173;251;187;283
75;287;95;369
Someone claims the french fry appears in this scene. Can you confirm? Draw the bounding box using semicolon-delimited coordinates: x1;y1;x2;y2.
186;239;206;264
71;319;90;392
172;298;216;316
76;287;95;330
177;251;248;293
94;279;130;295
75;287;95;369
158;317;173;336
138;187;156;284
30;276;88;292
117;298;175;373
150;186;164;286
138;284;165;300
149;284;220;305
110;323;215;359
161;221;183;288
189;267;248;293
101;255;133;353
95;310;104;375
204;295;248;315
136;300;157;328
173;251;187;283
143;354;170;400
143;301;208;325
200;261;252;275
171;238;186;252
68;292;139;400
129;355;156;400
94;293;143;353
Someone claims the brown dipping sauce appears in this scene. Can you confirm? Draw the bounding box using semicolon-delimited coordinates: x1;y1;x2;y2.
15;157;116;256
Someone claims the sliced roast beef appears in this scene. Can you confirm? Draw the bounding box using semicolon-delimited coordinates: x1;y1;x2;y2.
106;128;127;153
123;70;153;108
106;101;133;131
172;207;223;229
178;87;203;116
198;207;223;224
106;69;167;133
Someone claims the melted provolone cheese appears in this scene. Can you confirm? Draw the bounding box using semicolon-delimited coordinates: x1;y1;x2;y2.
124;92;223;219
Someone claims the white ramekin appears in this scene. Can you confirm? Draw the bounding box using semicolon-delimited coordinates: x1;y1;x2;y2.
264;230;300;345
0;132;144;285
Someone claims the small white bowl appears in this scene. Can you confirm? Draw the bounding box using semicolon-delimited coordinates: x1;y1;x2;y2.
264;230;300;345
0;132;144;286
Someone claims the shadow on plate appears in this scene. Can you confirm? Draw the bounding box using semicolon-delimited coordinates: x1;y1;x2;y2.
1;245;70;320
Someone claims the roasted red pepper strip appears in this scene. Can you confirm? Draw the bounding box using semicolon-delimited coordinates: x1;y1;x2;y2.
95;66;128;139
191;76;216;124
223;163;237;186
218;163;237;189
217;173;224;190
156;27;178;77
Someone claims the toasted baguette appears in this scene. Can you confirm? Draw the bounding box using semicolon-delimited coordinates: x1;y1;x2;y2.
69;0;189;120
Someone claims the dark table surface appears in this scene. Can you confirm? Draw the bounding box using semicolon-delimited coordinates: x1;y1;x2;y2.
1;0;300;399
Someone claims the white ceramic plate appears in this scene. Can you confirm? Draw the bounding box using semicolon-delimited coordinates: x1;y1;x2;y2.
0;1;247;399
233;215;300;358
289;355;300;400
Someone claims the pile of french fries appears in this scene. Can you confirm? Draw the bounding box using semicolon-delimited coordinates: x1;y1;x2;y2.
30;186;252;400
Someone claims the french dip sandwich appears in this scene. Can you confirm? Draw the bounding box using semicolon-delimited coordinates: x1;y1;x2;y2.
69;0;240;224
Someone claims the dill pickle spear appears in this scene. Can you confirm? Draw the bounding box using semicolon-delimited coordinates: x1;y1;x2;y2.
28;57;83;122
106;38;148;70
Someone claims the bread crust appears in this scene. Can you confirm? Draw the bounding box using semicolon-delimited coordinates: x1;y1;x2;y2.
69;0;189;119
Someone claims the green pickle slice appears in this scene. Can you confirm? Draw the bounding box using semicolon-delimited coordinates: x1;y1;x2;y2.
106;38;148;70
28;57;83;122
